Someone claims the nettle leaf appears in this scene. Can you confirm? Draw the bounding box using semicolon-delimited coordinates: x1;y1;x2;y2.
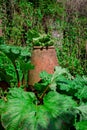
75;121;87;130
43;91;77;118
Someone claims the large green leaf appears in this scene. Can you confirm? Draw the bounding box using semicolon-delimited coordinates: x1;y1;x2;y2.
0;44;31;64
49;66;72;91
0;69;13;82
1;88;36;130
19;60;34;73
40;71;52;82
75;121;87;130
1;88;50;130
0;45;20;64
0;88;77;130
52;66;72;82
0;44;10;53
0;99;5;114
43;91;77;118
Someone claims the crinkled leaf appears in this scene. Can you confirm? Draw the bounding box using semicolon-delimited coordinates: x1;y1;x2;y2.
40;71;52;83
56;75;71;91
50;66;72;91
52;66;72;82
75;105;87;120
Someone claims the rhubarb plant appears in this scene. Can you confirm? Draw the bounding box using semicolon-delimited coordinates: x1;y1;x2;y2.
0;44;33;88
0;66;87;130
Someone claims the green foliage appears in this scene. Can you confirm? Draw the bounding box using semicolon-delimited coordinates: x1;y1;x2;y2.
0;52;16;84
0;99;5;114
0;66;87;130
75;105;87;121
0;88;77;130
56;42;85;76
75;121;87;130
0;44;33;88
26;29;54;47
32;34;54;47
1;0;87;76
58;75;87;102
0;0;65;45
0;0;87;129
26;29;39;43
0;37;5;44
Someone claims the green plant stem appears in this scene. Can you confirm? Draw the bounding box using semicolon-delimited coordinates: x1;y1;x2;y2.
13;62;20;87
39;84;50;103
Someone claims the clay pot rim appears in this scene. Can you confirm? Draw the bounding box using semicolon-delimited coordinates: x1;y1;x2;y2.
33;46;54;50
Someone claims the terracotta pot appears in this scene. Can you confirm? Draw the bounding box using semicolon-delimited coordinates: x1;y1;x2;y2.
28;46;58;85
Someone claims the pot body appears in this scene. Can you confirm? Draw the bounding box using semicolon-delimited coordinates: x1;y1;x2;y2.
29;46;58;85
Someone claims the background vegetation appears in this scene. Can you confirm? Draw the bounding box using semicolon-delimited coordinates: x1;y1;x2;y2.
0;0;87;130
0;0;87;75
